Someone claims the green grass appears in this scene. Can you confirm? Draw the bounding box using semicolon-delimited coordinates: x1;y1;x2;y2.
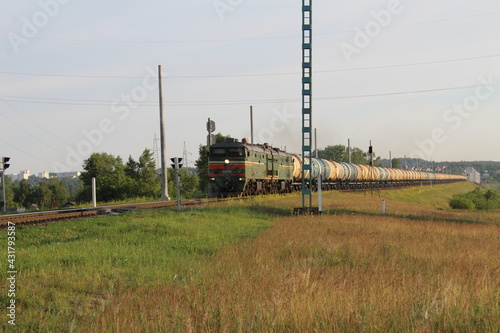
379;181;478;209
1;205;274;332
484;183;500;191
1;182;498;332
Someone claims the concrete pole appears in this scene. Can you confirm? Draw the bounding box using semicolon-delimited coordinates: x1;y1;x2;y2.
1;172;6;212
348;138;351;163
158;65;170;200
92;177;97;208
314;128;318;159
250;106;254;144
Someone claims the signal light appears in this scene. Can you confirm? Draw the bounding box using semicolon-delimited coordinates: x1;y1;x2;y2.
1;157;10;170
170;157;183;170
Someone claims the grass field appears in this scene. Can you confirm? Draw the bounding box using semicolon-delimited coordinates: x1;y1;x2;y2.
2;182;499;332
484;183;500;191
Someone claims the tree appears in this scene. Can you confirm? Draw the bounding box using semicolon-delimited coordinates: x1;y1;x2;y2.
47;179;69;208
168;168;200;199
124;149;161;198
135;149;161;198
318;145;347;162
391;158;402;169
350;147;368;164
60;177;83;201
79;152;131;202
14;179;34;209
1;175;15;209
35;182;53;210
373;156;384;167
195;133;231;193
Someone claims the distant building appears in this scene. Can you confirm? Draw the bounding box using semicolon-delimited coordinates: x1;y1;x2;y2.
18;170;30;181
465;167;481;184
39;172;50;179
56;171;81;178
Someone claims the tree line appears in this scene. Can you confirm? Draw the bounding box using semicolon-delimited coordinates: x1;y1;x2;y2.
2;138;498;211
2;148;201;211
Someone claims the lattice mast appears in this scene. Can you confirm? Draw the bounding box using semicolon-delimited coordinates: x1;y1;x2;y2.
301;0;313;208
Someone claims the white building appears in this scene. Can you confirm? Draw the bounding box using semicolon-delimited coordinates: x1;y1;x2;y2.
39;172;50;179
18;170;30;181
56;171;81;178
464;167;481;184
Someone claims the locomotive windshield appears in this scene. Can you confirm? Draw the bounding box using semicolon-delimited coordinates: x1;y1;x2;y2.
228;148;244;157
210;148;226;156
210;147;244;157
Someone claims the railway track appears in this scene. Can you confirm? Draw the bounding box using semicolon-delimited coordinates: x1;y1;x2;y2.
0;198;214;228
0;180;464;228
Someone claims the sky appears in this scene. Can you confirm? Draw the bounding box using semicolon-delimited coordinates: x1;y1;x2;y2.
0;0;499;175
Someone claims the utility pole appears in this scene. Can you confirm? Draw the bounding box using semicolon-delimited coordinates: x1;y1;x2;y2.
314;128;318;158
250;106;254;144
315;128;322;214
158;65;170;200
183;141;189;169
348;139;351;163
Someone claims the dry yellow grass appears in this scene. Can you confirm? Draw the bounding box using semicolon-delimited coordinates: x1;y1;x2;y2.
87;185;499;332
8;183;499;332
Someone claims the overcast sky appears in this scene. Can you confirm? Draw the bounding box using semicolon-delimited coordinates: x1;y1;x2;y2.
1;0;499;174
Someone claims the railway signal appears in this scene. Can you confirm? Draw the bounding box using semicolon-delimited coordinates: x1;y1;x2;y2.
1;156;10;212
170;157;183;170
1;156;10;171
170;157;182;210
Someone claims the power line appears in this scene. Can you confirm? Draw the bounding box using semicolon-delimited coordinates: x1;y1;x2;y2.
0;98;70;146
0;136;57;166
1;53;498;80
2;9;497;44
1;82;495;107
0;99;69;158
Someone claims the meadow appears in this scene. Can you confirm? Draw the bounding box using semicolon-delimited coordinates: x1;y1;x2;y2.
1;182;499;332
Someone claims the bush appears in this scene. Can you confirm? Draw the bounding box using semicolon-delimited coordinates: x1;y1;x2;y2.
449;188;500;210
449;197;475;210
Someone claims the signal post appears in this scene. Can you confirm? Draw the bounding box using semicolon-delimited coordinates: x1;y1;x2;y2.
170;157;183;211
1;157;11;212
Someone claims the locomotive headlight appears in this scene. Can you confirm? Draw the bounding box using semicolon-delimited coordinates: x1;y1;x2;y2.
224;159;230;164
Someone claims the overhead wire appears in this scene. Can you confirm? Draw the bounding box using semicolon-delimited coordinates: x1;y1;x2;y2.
0;53;498;79
0;98;69;158
1;82;496;107
2;9;497;44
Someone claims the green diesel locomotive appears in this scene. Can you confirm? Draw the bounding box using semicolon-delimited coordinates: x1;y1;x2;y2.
208;138;295;196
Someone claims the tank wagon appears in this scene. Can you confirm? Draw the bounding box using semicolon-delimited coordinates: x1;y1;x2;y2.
208;138;467;197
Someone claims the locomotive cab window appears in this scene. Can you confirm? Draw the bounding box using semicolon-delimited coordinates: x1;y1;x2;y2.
228;148;244;157
210;148;226;156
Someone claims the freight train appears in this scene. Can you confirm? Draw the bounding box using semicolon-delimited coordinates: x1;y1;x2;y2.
208;138;467;197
